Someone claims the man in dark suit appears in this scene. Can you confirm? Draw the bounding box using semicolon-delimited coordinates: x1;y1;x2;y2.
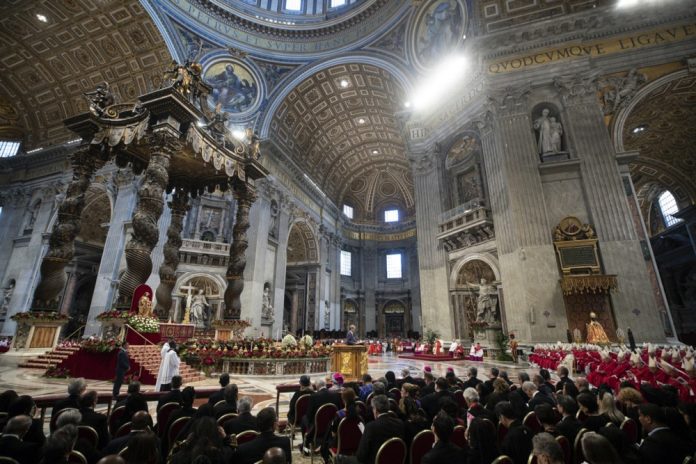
162;387;197;453
524;381;555;410
53;377;87;418
113;342;130;399
346;325;357;345
288;375;314;426
0;415;41;464
79;390;110;450
481;367;499;401
157;375;183;411
116;381;148;428
496;401;533;464
422;412;468;464
214;383;239;418
555;395;582;445
420;377;454;420
398;368;415;388
555;366;574;393
208;372;230;406
355;394;405;464
234;407;291;464
302;378;341;451
638;403;693;464
534;373;556;403
102;411;157;455
462;366;483;391
508;384;530;420
224;396;258;435
420;372;436;396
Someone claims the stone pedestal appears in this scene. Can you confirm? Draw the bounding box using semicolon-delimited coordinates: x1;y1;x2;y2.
99;318;127;341
474;324;504;360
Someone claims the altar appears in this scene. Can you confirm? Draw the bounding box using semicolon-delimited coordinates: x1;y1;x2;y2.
331;344;368;381
159;323;195;342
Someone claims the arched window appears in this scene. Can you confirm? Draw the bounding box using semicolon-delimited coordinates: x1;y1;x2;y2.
658;190;682;228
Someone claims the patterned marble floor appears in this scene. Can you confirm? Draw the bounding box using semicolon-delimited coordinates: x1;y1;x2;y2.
0;352;535;463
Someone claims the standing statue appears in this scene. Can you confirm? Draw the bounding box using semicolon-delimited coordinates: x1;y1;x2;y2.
533;108;555;155
549;116;563;153
468;278;499;324
601;68;647;115
586;311;610;344
324;302;330;328
261;285;273;322
138;292;153;317
84;82;114;117
190;289;210;328
0;281;14;318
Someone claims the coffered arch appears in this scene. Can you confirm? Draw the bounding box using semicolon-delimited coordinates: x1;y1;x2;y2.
266;59;414;221
0;0;172;149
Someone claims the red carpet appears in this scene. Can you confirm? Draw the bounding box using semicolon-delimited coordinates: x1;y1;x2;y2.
56;348;156;384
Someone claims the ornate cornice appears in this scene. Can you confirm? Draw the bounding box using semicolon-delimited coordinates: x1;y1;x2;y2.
554;73;599;106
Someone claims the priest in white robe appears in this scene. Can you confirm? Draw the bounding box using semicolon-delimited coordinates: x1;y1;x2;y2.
156;341;180;392
154;339;170;392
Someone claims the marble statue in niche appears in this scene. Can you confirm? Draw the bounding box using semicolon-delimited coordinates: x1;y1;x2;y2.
191;289;210;328
534;108;564;155
261;283;273;323
0;280;14;318
269;200;279;239
467;278;499;324
324;301;330;329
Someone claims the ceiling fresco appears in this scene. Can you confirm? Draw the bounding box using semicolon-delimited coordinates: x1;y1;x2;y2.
269;63;413;221
0;0;172;149
623;74;696;205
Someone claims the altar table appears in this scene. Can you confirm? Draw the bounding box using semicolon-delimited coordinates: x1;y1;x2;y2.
159;323;195;342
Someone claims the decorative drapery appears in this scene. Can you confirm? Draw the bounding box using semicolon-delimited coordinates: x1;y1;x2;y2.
560;274;618;295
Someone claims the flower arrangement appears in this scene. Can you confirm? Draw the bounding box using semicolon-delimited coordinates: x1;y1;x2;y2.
281;334;297;349
181;337;332;366
96;310;128;320
299;334;313;350
44;366;71;378
127;314;160;333
11;311;68;322
81;337;120;353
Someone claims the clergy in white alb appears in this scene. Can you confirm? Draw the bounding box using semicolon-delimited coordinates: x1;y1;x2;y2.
154;340;170;392
155;342;180;392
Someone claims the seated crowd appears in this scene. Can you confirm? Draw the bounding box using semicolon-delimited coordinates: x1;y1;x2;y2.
2;364;696;464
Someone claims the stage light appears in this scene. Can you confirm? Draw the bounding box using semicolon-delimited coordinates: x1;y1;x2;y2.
36;13;48;22
340;79;349;88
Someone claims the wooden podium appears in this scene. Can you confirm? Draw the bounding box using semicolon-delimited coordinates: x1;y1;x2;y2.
331;344;368;381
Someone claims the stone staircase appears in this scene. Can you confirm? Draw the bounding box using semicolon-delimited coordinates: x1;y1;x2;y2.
128;345;205;384
18;345;81;369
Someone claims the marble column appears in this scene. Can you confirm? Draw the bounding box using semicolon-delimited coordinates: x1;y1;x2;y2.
329;234;342;330
32;146;107;310
271;195;291;336
225;178;257;319
478;90;565;342
154;190;190;320
117;133;178;307
85;168;137;336
555;75;666;341
410;151;454;339
554;76;665;342
0;189;56;335
361;243;377;334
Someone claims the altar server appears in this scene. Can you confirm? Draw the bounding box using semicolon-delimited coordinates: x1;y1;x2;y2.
156;341;180;392
154;339;172;392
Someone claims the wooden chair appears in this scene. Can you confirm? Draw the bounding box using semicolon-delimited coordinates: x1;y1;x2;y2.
118;447;128;457
527;453;538;464
576;410;587;422
51;407;79;433
574;428;589;464
388;398;400;414
0;457;20;464
409;429;435;464
236;430;260;445
217;412;238;428
289;393;311;447
375;437;407;464
77;425;99;449
108;406;126;436
168;416;192;445
355;400;367;420
389;388;402;402
67;450;87;464
492;457;513;464
620;417;638;444
555;435;572;464
523;411;543;434
156;402;181;436
115;421;132;438
214;400;226;409
329;417;363;460
309;403;339;464
683;457;695;464
365;392;374;409
451;425;467;449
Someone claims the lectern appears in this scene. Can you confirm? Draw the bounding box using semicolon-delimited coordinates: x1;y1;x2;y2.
331;344;368;381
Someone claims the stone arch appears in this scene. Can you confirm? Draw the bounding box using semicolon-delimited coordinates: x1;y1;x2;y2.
381;299;406;337
449;253;501;289
173;272;226;323
287;220;320;265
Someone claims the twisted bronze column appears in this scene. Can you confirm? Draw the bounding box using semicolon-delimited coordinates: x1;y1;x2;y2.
117;133;178;307
224;179;257;319
32;145;106;311
154;189;189;319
